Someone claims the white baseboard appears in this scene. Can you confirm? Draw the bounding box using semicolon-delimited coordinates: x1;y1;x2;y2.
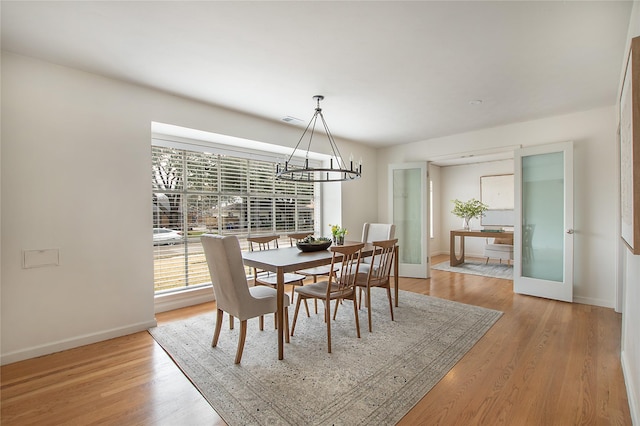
0;319;157;366
622;350;639;425
1;287;217;366
154;285;215;313
572;295;614;309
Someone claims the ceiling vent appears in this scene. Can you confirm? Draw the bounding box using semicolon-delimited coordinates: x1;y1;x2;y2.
282;116;304;124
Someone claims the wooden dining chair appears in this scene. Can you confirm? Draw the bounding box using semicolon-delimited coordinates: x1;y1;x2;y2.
287;232;313;245
355;238;397;333
201;234;290;364
287;232;325;314
291;243;364;353
247;235;310;317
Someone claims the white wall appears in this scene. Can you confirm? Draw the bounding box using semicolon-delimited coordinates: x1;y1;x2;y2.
378;106;618;308
620;3;640;423
438;160;514;257
0;52;378;364
337;147;379;239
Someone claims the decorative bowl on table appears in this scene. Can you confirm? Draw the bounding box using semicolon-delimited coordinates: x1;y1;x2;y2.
296;236;332;252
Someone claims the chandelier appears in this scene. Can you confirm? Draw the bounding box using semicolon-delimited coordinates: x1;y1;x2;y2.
276;95;362;182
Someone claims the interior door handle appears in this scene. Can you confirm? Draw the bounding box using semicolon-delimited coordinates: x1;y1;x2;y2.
566;229;574;234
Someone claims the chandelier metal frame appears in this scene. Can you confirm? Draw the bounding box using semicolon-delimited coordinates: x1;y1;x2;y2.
276;95;361;182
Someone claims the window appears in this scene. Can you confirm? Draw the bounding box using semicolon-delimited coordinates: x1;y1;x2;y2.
152;145;315;293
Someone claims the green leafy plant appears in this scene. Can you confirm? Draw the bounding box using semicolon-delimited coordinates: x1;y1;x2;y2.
451;198;489;228
329;224;348;238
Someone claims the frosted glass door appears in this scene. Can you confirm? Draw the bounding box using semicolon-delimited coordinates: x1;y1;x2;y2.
389;162;429;278
514;142;573;302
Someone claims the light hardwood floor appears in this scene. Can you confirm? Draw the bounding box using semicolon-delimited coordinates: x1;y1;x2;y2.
1;255;631;425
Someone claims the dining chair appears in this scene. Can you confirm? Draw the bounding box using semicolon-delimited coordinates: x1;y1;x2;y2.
361;223;396;244
290;243;364;353
523;224;536;261
287;232;322;314
484;235;514;265
287;232;313;245
201;234;290;364
355;238;397;332
247;235;310;317
360;223;396;272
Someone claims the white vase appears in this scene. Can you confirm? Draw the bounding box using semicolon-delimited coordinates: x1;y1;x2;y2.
463;217;471;230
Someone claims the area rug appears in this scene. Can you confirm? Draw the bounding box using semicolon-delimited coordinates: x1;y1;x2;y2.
431;260;513;279
149;291;502;426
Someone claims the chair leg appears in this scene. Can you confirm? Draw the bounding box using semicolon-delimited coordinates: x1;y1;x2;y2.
386;286;394;322
259;315;264;331
313;275;318;314
326;300;332;353
284;307;290;343
212;308;224;347
352;297;361;338
273;285;281;330
290;284;310;317
367;288;373;333
291;296;303;336
229;314;234;330
333;298;341;320
303;298;310;317
234;320;247;364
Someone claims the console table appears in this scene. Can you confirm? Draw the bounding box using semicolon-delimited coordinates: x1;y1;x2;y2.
450;229;514;266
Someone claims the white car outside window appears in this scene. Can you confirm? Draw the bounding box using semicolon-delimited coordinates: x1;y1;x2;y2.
153;228;182;245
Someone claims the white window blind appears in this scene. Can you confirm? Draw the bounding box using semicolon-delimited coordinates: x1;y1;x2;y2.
152;144;316;294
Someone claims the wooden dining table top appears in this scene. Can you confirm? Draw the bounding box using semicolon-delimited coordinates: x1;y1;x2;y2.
241;241;374;273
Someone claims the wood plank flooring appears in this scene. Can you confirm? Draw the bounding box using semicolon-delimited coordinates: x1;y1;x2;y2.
1;255;631;425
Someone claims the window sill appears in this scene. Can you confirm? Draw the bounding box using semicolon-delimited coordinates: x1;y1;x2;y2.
154;285;215;314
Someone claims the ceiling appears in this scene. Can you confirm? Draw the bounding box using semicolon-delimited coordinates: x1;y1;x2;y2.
1;1;633;147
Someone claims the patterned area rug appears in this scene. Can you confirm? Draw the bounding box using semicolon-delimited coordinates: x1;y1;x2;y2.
149;291;502;426
431;260;513;279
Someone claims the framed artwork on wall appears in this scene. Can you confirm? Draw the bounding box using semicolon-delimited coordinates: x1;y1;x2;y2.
480;174;514;209
619;36;640;254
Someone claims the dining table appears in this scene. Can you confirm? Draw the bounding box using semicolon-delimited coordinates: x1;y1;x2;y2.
241;241;399;360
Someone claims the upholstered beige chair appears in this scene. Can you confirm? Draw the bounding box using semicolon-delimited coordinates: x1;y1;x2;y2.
355;238;397;332
484;236;514;265
201;234;290;364
290;243;364;353
361;223;396;244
